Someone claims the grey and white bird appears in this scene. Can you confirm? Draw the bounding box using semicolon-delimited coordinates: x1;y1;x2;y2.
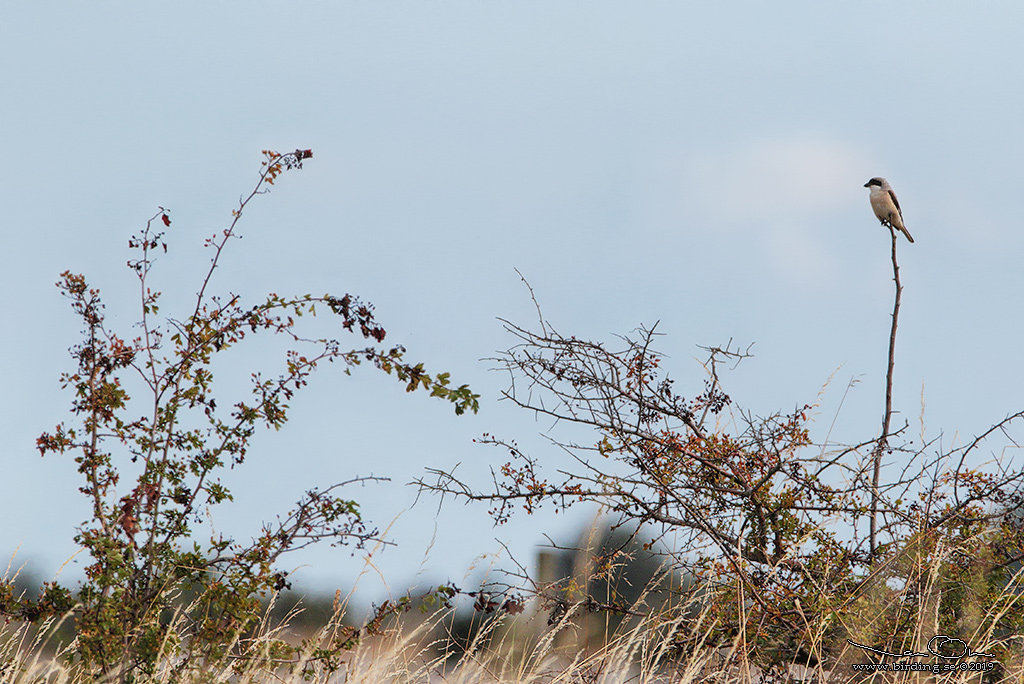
864;177;914;243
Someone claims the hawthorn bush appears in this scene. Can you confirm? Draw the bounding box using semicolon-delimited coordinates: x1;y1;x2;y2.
1;149;478;680
422;229;1024;678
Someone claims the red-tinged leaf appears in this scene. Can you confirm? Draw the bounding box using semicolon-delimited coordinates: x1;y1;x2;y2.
161;214;171;227
504;599;525;615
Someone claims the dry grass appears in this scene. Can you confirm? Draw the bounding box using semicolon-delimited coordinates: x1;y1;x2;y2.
3;576;1024;684
4;538;1024;684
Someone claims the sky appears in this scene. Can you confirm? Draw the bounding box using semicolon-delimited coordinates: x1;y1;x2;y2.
3;2;1024;610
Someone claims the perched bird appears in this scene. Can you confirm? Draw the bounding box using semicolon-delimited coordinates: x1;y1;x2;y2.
864;177;914;243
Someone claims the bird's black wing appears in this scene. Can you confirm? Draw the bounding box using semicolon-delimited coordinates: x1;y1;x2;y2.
887;188;904;220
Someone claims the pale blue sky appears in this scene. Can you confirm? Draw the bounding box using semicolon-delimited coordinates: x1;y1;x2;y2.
3;3;1024;605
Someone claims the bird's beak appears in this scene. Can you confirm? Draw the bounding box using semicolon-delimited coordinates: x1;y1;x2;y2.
863;181;871;188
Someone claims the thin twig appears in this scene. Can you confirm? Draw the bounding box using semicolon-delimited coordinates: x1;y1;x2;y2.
871;225;902;557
